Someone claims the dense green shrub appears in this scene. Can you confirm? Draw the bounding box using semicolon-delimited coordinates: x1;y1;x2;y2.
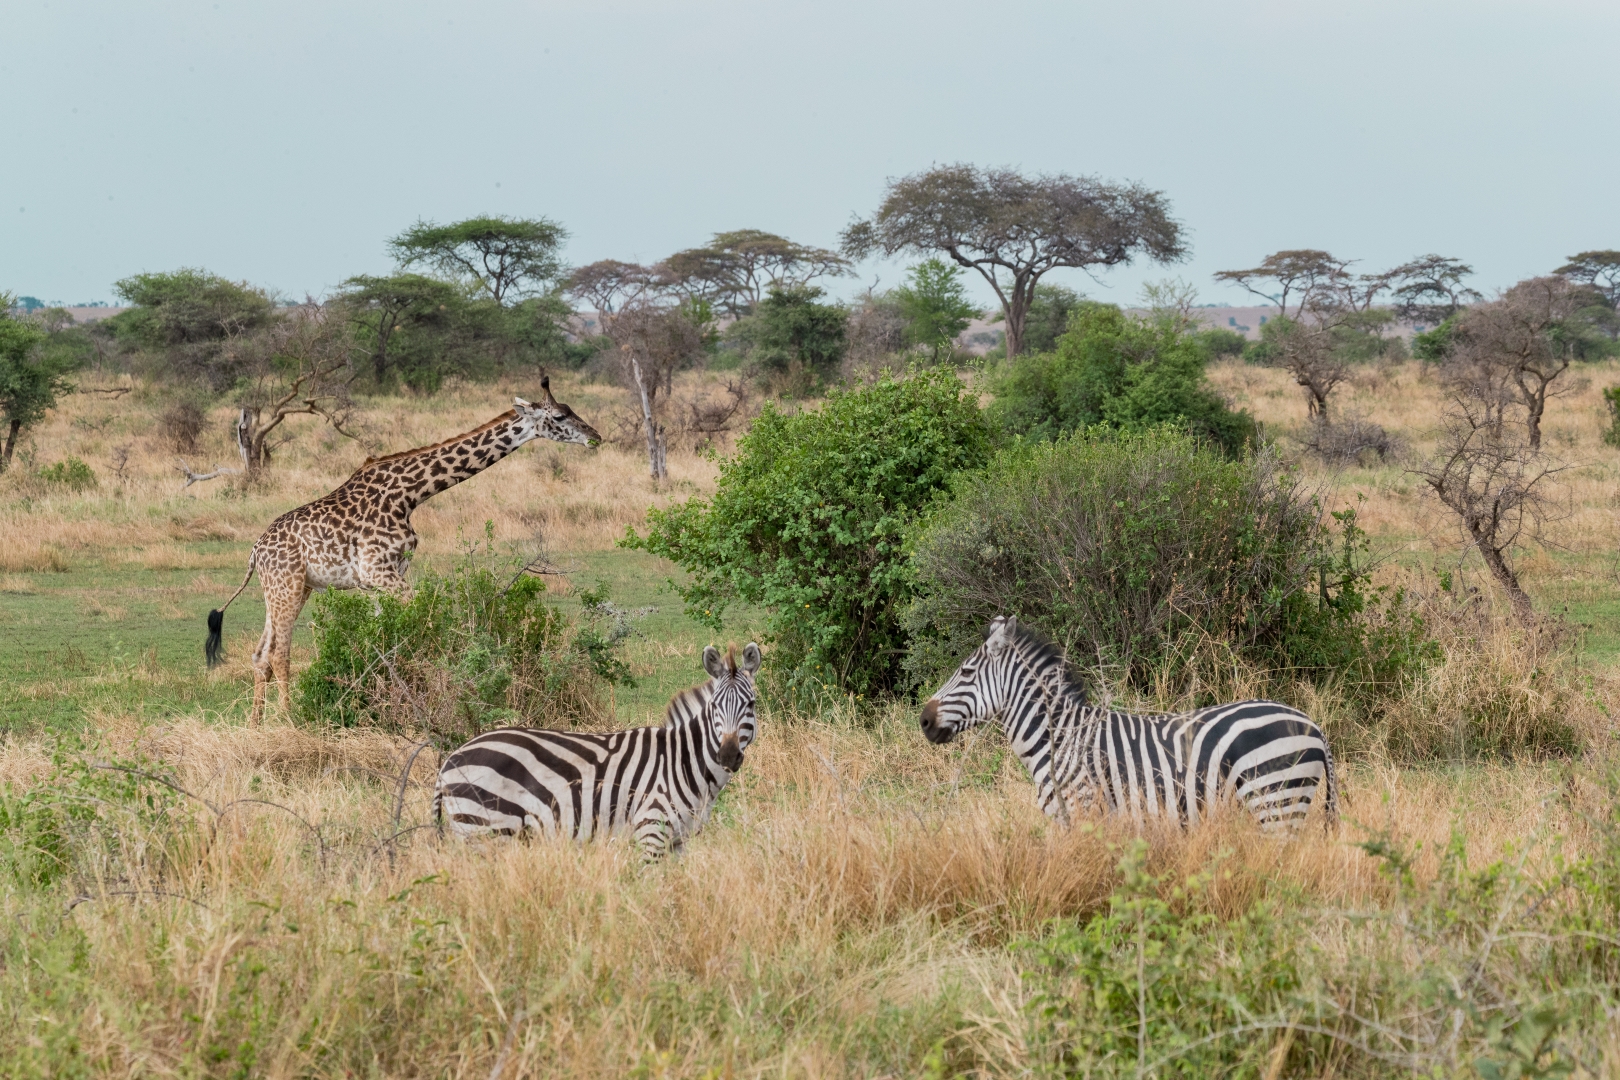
904;427;1435;701
627;369;993;698
750;284;848;384
987;303;1257;455
36;456;96;490
298;547;632;745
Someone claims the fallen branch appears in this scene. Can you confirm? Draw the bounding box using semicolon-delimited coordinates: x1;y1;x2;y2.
77;386;132;398
176;458;241;488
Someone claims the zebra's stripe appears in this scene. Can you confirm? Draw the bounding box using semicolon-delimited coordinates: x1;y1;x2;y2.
433;644;761;858
920;616;1338;834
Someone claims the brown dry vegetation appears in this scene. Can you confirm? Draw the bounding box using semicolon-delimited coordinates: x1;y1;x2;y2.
3;361;1620;1075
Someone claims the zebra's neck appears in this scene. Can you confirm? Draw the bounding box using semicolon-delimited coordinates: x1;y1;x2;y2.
996;645;1097;822
668;707;731;796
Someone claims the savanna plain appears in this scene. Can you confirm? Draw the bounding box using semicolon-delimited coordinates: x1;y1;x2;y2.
3;363;1619;1078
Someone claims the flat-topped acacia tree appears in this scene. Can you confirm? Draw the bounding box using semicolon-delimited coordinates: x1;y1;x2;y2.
841;164;1185;358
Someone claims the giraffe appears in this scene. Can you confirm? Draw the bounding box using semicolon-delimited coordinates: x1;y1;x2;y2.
205;377;601;724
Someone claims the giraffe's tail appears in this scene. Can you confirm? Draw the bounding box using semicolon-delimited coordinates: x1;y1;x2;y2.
206;556;258;668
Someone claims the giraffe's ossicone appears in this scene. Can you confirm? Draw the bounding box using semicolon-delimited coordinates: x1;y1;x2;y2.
205;378;601;724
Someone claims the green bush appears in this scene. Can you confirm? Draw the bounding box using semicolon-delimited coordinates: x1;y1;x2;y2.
1603;385;1620;447
1189;325;1248;361
626;369;993;699
297;544;632;745
987;302;1257;455
904;427;1436;701
751;284;848;385
36;456;96;490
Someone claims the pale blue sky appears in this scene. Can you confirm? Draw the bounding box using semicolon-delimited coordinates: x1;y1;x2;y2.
3;0;1615;310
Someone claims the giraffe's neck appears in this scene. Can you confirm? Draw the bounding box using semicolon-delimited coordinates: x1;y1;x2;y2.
359;411;534;515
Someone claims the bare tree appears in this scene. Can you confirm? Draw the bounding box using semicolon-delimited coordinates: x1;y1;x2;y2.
228;303;360;475
1443;276;1589;450
1411;397;1569;622
564;262;707;481
842;164;1184;358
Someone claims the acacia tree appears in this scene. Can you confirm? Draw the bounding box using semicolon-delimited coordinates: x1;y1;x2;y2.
841;164;1184;358
389;216;568;305
663;230;851;319
1383;254;1481;325
1555;250;1620;312
334;273;468;382
1217;250;1392;418
1445;276;1592;450
229;304;360;475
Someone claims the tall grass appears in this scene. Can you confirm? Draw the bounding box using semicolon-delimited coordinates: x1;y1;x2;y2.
2;710;1617;1076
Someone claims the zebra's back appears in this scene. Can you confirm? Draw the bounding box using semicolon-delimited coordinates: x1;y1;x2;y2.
1076;700;1336;832
434;726;664;842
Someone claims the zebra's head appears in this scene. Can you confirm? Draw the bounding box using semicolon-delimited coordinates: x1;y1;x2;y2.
920;615;1023;744
703;642;762;771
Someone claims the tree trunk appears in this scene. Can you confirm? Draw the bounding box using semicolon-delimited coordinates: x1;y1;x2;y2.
1471;522;1536;622
2;417;19;469
1526;394;1544;450
627;353;667;481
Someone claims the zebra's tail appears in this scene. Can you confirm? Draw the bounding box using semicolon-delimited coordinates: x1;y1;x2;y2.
205;555;257;668
1320;733;1341;830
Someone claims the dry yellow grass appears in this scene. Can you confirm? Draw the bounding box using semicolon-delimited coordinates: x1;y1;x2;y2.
0;372;723;567
0;708;1608;1077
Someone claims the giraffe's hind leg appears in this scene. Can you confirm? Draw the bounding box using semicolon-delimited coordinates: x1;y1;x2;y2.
252;571;310;725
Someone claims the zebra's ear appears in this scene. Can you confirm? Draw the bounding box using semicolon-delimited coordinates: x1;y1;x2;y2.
703;645;726;679
740;642;762;674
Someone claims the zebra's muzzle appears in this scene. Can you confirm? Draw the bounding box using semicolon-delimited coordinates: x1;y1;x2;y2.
718;734;745;771
920;699;955;744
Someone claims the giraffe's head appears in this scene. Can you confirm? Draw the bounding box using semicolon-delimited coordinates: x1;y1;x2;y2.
513;377;601;447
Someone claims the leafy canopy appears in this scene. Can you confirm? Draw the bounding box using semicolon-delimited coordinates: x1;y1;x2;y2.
893;258;978;362
388;215;568;305
0;304;75;467
626;369;993;697
109;268;275;348
842;163;1184;356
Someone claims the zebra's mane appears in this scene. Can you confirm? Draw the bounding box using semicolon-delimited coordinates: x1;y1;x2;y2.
663;681;715;726
1007;621;1089;710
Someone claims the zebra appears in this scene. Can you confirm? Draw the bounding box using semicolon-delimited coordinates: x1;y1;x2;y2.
919;616;1338;834
433;642;761;858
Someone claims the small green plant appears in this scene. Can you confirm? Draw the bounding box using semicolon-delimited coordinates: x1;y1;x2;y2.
36;456;96;490
627;368;992;700
298;534;634;745
1602;385;1620;447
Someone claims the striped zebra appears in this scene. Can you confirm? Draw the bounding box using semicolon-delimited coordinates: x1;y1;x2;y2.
919;616;1337;834
433;643;761;858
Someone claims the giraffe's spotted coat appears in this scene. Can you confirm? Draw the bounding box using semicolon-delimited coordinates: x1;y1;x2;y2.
219;386;600;723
